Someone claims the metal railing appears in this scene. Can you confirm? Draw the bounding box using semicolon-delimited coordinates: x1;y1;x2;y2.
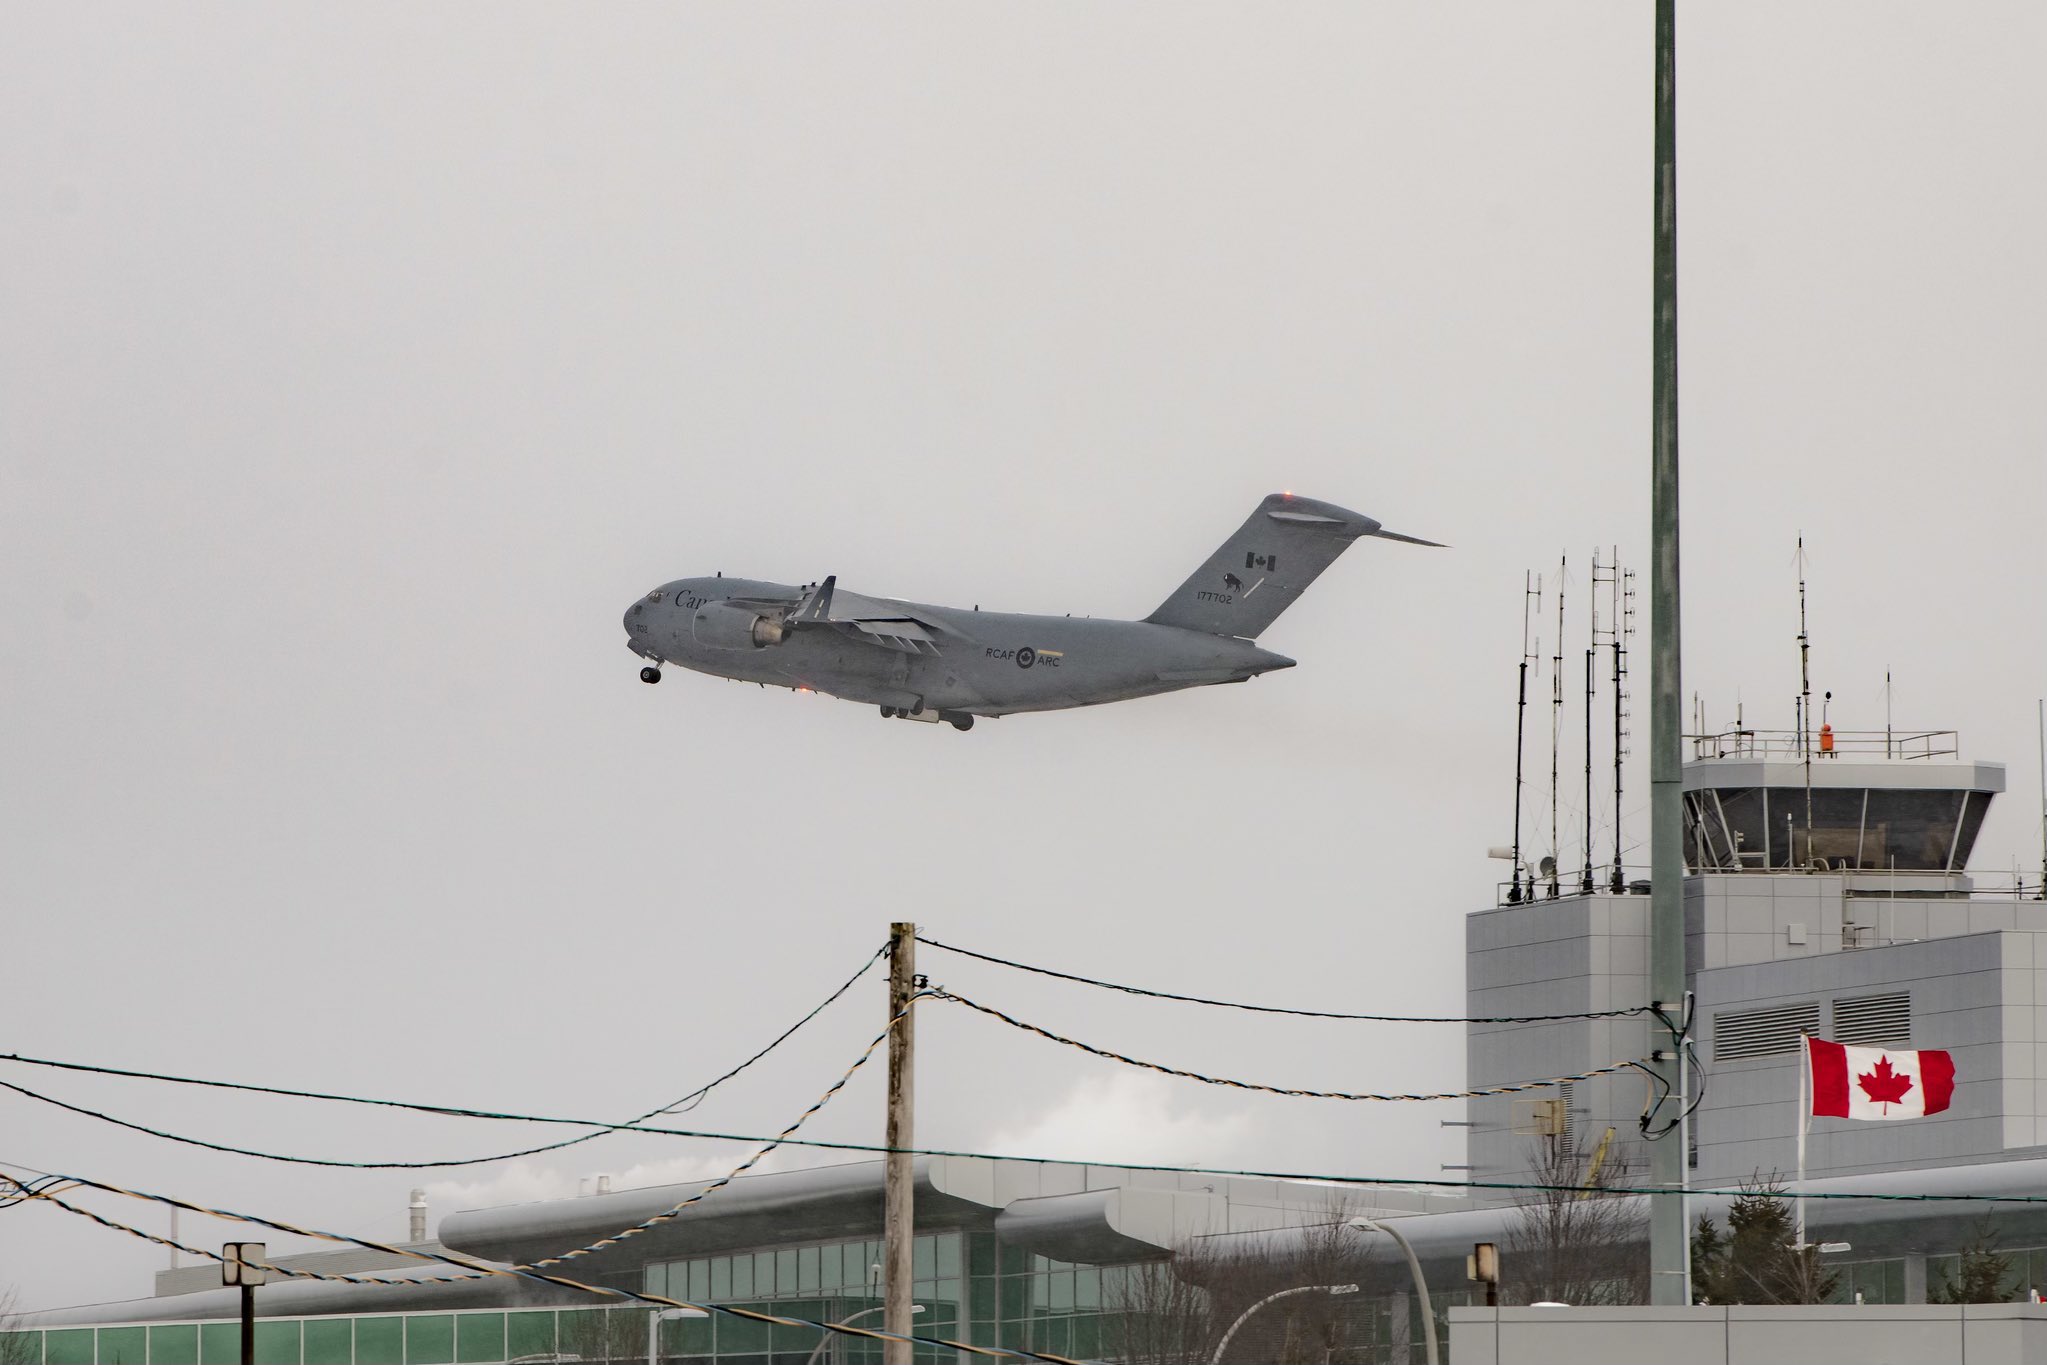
1490;864;2047;905
1685;727;1959;761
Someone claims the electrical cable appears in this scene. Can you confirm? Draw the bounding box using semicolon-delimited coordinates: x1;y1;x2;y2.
0;1001;910;1282
14;1014;2040;1207
657;942;890;1116
916;933;1657;1023
929;988;1649;1102
5;1173;1087;1365
0;944;888;1172
1635;996;1705;1140
507;997;909;1273
2;1052;1689;1200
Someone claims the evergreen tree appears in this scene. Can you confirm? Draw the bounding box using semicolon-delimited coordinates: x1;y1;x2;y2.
1929;1221;2013;1304
1689;1177;1838;1305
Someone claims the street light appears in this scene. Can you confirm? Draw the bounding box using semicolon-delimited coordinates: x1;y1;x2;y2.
1348;1215;1437;1365
1209;1284;1356;1365
647;1307;706;1365
221;1243;268;1365
802;1304;923;1365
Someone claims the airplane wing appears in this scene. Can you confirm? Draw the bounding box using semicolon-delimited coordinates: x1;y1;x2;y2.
785;576;947;655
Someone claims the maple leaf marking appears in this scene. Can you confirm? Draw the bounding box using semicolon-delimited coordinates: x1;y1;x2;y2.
1858;1054;1915;1112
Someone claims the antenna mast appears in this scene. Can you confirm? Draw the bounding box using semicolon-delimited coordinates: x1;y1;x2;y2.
1885;670;1894;759
1550;556;1566;897
1796;537;1814;864
2037;698;2045;900
1510;572;1541;903
1583;548;1601;895
1611;562;1636;893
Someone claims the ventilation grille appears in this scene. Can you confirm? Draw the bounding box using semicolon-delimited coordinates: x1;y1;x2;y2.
1713;1002;1822;1061
1833;992;1912;1047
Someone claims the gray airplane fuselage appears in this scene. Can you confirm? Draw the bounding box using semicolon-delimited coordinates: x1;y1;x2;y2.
623;494;1440;727
624;578;1295;718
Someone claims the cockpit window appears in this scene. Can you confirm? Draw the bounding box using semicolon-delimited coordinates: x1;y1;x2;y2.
647;590;665;603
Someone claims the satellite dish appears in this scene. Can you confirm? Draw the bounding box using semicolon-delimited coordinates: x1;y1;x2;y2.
1537;855;1557;878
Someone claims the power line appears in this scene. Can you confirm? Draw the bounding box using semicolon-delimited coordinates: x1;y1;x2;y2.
0;1003;900;1278
915;934;1654;1023
929;989;1648;1102
0;1005;910;1294
0;944;887;1172
7;1172;1088;1365
11;1041;2044;1209
515;1000;906;1273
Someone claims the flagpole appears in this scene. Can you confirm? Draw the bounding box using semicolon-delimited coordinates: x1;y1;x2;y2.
1797;1034;1810;1248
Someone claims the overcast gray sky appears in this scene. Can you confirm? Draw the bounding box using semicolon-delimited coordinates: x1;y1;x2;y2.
4;2;2043;1313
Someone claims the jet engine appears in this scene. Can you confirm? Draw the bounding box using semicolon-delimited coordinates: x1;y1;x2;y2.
692;603;788;650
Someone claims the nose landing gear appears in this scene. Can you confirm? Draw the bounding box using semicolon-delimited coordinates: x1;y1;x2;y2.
640;667;662;684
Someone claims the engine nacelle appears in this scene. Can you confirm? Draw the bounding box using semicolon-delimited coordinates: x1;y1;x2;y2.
692;603;787;650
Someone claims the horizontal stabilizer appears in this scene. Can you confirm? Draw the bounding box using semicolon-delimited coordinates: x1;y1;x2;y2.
1370;528;1447;548
1145;493;1441;638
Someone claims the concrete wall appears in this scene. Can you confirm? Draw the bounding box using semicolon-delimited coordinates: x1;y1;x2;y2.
1448;1304;2047;1365
1464;894;1653;1196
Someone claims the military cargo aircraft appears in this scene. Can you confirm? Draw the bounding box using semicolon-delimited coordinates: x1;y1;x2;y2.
623;493;1440;730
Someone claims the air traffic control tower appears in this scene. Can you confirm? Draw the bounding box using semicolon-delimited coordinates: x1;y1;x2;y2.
1464;725;2044;1198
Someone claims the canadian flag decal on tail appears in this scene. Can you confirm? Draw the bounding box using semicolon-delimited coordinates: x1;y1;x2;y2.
1807;1037;1956;1120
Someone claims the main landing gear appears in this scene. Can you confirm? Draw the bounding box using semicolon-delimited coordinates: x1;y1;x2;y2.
879;704;974;731
640;666;662;684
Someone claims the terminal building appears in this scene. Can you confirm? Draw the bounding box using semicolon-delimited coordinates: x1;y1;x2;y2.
7;1160;1462;1365
13;725;2047;1363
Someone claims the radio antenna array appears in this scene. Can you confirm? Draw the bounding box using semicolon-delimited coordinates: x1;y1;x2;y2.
1796;537;1815;860
1509;572;1542;902
1610;562;1636;893
1586;550;1616;894
1550;556;1566;898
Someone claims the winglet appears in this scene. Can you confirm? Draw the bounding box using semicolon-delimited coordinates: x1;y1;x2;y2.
789;575;837;624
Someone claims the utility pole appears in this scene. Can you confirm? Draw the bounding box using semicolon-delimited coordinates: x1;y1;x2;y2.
883;923;918;1365
1647;0;1691;1306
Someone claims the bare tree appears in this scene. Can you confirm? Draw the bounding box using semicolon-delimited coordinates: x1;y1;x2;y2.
1503;1132;1649;1306
1105;1258;1214;1365
1;1290;38;1365
557;1306;654;1365
1116;1199;1388;1365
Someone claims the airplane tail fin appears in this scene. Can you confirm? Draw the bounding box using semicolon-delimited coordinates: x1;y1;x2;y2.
1144;493;1443;639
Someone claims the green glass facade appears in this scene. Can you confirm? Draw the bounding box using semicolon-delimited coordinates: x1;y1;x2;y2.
19;1236;2043;1365
644;1230;1128;1365
1;1307;667;1365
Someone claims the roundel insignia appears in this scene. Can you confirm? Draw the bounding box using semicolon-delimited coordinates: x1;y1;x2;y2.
1016;647;1037;669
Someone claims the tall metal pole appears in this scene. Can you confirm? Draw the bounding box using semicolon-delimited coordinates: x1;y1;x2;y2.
1647;0;1690;1306
883;923;918;1365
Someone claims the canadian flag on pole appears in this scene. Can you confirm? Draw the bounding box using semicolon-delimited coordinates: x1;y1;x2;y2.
1807;1036;1956;1120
